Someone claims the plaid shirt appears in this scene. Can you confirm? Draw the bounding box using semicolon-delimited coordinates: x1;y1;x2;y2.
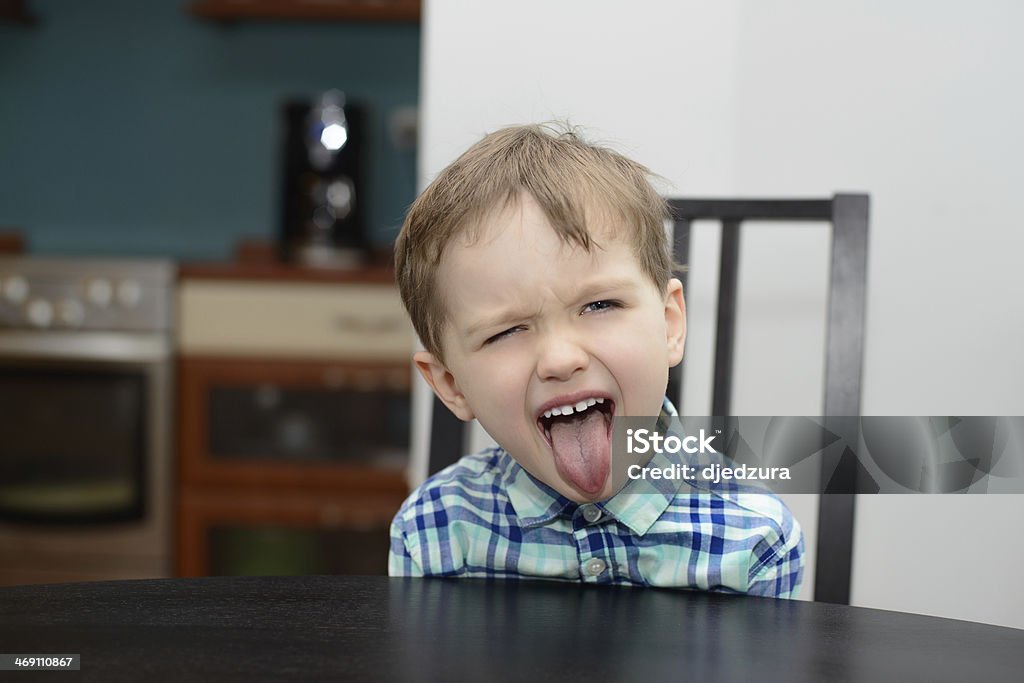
389;399;804;598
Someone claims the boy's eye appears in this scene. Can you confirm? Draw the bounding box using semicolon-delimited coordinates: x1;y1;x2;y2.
582;300;621;314
484;326;524;345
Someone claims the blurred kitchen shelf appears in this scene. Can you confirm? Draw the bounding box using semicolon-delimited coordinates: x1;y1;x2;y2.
189;0;420;23
179;261;397;284
180;239;396;283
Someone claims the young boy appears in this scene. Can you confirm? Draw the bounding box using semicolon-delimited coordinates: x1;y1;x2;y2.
389;124;803;597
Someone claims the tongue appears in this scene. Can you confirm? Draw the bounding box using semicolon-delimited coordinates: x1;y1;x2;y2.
549;409;610;496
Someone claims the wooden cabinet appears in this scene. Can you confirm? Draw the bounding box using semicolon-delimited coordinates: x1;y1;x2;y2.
189;0;421;23
176;264;412;577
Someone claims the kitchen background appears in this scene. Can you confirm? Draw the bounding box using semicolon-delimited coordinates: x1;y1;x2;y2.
2;0;1023;633
1;0;420;594
0;0;419;257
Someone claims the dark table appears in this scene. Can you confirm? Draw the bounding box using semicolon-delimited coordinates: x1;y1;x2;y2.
1;575;1021;682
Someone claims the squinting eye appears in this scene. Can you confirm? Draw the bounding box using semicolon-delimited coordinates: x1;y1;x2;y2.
583;300;621;314
485;326;524;345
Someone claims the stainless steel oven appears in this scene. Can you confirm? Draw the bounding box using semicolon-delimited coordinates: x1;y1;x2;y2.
0;257;174;585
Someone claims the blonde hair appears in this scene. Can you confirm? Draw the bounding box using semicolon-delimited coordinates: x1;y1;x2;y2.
395;123;672;361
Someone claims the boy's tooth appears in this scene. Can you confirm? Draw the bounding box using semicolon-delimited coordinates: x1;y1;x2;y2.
546;399;606;418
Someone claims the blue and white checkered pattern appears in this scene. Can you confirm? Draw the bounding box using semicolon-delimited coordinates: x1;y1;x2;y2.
389;399;804;598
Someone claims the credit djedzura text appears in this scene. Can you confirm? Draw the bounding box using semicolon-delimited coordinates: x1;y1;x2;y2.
623;429;792;483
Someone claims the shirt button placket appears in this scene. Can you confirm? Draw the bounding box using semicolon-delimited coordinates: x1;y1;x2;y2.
574;505;609;582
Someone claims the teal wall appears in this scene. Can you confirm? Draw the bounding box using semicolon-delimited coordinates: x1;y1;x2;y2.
0;0;419;259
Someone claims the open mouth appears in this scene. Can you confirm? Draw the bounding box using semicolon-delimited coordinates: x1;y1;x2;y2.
537;397;616;449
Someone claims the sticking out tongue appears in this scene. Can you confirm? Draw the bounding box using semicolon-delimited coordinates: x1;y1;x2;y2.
548;408;611;496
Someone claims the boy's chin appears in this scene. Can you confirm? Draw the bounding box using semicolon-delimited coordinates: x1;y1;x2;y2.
557;477;613;504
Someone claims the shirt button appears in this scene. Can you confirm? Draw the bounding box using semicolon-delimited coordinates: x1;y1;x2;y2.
583;558;607;577
580;505;602;524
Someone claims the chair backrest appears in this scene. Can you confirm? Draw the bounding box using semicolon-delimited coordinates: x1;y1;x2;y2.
427;194;870;605
668;195;870;605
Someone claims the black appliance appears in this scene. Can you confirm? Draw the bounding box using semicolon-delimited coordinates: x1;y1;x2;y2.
278;90;368;267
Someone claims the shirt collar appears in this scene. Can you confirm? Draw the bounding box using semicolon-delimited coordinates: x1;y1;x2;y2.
602;397;685;536
502;454;577;528
504;397;684;535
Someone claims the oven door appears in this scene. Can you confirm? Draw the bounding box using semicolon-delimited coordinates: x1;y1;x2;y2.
0;331;171;526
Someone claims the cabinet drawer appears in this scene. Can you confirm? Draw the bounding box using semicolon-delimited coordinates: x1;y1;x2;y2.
177;357;412;488
177;281;413;359
176;488;405;577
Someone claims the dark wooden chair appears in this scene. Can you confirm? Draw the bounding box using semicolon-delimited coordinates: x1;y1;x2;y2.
427;194;870;605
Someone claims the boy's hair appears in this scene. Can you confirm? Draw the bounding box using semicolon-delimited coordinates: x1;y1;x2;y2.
395;123;673;362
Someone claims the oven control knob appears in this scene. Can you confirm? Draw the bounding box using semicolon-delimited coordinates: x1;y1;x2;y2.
86;278;113;307
3;275;29;304
58;298;86;327
117;279;142;307
26;298;54;328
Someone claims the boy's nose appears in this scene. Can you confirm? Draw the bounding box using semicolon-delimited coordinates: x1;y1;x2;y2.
536;334;589;381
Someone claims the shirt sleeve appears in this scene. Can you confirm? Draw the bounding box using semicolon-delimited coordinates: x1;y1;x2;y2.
387;516;424;577
746;520;805;599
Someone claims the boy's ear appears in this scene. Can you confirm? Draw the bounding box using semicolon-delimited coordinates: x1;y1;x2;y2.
664;278;687;367
413;350;476;422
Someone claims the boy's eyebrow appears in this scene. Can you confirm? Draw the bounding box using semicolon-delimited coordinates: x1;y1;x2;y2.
462;277;641;337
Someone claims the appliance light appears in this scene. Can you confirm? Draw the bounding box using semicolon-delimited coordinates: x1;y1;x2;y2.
320;122;348;151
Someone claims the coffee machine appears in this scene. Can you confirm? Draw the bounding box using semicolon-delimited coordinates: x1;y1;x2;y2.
278;90;368;267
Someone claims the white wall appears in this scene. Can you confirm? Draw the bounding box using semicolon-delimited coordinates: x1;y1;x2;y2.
414;0;1024;628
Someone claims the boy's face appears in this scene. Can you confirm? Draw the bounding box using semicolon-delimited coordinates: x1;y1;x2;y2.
415;194;686;502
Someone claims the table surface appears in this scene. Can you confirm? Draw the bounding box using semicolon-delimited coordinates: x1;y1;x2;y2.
1;575;1021;682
